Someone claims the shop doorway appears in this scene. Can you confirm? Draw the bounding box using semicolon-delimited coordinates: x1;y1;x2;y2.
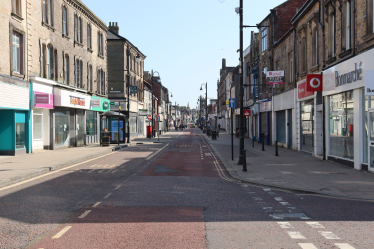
288;109;293;149
76;109;85;146
301;99;314;153
368;111;374;172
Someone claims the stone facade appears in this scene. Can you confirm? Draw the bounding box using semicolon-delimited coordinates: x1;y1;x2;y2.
26;0;108;96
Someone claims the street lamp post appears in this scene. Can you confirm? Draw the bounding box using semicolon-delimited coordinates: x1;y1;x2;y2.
200;82;208;126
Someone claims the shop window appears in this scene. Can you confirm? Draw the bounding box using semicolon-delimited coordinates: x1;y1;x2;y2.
329;91;354;159
88;64;92;91
42;0;53;26
74;15;82;43
97;32;103;56
55;109;70;148
328;10;335;58
75;59;83;88
33;109;43;140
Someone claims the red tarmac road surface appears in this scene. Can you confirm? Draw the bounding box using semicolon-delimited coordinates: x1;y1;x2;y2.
29;206;206;249
142;131;220;177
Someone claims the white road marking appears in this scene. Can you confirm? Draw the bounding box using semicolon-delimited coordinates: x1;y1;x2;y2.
319;231;340;239
334;243;356;249
52;226;72;239
92;202;101;208
274;197;283;201
98;170;104;173
205;153;212;156
111;170;119;174
277;222;294;229
78;210;91;219
263;207;273;209
89;164;97;168
269;214;283;219
287;231;306;239
279;202;290;205
145;143;169;160
298;243;318;249
263;189;271;191
253;197;263;200
306;222;325;229
114;185;122;190
88;169;96;174
104;193;112;199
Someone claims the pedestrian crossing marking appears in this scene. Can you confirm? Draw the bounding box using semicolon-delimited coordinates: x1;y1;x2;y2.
306;222;325;229
277;222;294;229
334;243;355;249
318;231;340;239
287;231;306;239
298;243;318;249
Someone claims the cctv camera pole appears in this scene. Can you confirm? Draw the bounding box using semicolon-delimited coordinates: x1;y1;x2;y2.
238;0;245;169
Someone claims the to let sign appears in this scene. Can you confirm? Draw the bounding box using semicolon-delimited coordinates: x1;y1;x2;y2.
266;71;285;85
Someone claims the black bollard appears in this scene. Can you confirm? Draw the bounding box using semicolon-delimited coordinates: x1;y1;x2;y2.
275;141;279;156
262;134;265;151
242;149;247;171
252;137;255;148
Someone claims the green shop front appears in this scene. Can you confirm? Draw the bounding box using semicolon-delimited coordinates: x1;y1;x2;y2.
0;76;31;155
88;96;110;144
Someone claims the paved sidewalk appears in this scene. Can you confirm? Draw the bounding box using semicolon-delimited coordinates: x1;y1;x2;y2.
202;130;374;201
0;129;181;188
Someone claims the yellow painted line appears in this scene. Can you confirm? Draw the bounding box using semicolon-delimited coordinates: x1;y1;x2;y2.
145;143;169;160
89;164;97;168
52;226;72;239
93;202;101;208
0;152;116;192
88;169;96;174
104;193;112;199
102;165;109;168
111;170;119;174
114;185;122;190
78;210;91;219
98;170;104;173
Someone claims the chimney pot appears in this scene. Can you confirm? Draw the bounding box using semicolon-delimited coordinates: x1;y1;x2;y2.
109;22;119;34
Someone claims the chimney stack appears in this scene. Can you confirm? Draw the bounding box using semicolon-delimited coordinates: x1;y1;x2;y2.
222;58;226;70
109;22;119;34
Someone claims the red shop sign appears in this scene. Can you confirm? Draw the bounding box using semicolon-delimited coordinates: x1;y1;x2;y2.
298;82;314;99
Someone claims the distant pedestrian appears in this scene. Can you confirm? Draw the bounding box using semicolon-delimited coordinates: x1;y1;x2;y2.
218;124;221;130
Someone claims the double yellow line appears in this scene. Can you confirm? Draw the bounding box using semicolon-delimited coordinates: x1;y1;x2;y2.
213;160;234;182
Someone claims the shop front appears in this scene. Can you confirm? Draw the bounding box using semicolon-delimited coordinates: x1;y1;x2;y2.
31;78;54;151
272;89;295;149
323;50;373;171
88;96;110;144
259;100;272;144
0;76;31;155
250;104;259;141
52;88;91;149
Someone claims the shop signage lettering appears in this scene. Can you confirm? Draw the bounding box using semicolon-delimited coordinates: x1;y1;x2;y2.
91;99;101;108
335;63;362;87
70;96;85;106
266;71;285;85
35;94;50;104
298;82;314;99
365;70;374;96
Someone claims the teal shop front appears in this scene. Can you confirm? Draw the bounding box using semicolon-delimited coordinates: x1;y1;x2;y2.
87;97;110;144
0;76;31;155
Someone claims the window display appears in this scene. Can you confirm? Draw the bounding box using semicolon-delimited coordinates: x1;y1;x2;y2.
329;91;354;159
55;108;70;148
16;123;26;149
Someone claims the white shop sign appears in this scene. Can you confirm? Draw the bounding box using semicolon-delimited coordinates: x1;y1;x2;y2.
54;88;91;109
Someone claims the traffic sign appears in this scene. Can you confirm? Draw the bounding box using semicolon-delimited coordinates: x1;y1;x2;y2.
156;115;160;121
226;100;229;107
110;101;115;105
148;115;152;120
229;98;235;108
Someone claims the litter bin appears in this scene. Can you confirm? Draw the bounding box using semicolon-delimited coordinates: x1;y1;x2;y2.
102;132;110;146
212;131;217;140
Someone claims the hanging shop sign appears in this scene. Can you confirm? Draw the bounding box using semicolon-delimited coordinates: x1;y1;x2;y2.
266;71;285;85
243;110;251;116
306;74;323;92
259;101;272;112
130;86;138;94
138;109;149;116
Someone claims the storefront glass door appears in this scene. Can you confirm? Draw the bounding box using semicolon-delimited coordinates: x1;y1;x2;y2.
368;111;374;172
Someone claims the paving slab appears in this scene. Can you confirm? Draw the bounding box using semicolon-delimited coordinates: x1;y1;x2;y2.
203;130;374;201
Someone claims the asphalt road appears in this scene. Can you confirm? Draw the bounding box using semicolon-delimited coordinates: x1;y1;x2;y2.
0;127;373;248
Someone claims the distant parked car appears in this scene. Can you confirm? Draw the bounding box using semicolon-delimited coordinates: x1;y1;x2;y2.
190;124;195;128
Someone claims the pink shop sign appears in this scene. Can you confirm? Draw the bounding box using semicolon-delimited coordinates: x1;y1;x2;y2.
34;91;54;109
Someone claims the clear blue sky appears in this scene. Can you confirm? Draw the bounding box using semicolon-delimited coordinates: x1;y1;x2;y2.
83;0;287;108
